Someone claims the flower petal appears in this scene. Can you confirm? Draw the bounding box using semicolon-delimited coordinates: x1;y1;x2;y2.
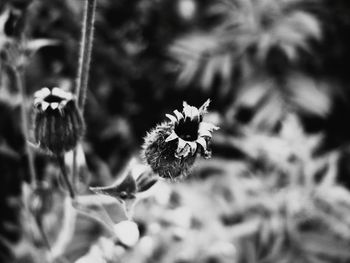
52;87;69;99
34;98;42;107
173;110;184;121
183;102;200;121
34;87;50;99
59;100;68;108
198;129;213;138
199;99;210;115
199;122;219;132
41;101;50;111
196;137;207;150
183;101;191;117
166;114;178;123
176;143;191;158
177;138;187;150
190;107;200;121
50;102;59;110
188;141;197;155
198;123;219;138
165;131;178;142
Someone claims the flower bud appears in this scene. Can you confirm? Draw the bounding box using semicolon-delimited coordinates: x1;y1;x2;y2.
33;87;84;155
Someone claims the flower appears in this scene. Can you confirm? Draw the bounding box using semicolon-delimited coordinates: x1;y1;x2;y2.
113;220;140;247
33;87;84;155
142;99;219;179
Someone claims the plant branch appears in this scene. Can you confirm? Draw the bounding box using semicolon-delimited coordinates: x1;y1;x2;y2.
75;0;97;111
72;0;97;194
14;68;37;187
57;154;76;199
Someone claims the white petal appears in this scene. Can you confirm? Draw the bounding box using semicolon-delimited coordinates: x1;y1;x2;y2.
59;100;68;108
41;101;49;111
173;110;184;121
198;129;213;137
176;144;191;158
166;114;178;123
196;137;206;149
177;138;186;150
183;102;200;120
190;107;200;120
165;131;178;142
52;87;69;99
34;87;50;99
34;98;42;106
182;101;191;116
183;101;189;109
199;122;219;132
199;99;210;114
50;102;59;110
113;220;140;247
188;141;197;155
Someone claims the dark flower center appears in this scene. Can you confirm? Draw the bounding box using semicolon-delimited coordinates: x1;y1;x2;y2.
44;95;64;103
174;118;199;141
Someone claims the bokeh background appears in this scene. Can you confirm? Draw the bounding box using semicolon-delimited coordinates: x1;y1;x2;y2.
2;0;350;262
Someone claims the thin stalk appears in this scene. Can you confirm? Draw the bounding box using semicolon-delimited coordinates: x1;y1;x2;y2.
72;150;78;193
50;196;77;261
34;216;52;252
14;68;37;187
57;155;76;199
75;0;97;111
72;0;97;192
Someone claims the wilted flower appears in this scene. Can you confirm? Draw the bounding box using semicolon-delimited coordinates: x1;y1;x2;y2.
33;87;84;155
142;99;219;179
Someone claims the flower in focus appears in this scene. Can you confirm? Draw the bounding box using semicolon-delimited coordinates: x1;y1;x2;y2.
142;99;219;179
33;87;84;155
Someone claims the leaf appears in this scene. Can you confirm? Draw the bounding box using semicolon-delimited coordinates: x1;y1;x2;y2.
24;39;60;57
0;7;11;50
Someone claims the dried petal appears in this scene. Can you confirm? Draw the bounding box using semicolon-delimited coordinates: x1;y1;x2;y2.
173;110;184;120
166;114;178;123
165;131;178;142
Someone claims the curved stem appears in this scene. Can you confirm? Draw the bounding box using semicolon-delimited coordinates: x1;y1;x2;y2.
14;69;37;187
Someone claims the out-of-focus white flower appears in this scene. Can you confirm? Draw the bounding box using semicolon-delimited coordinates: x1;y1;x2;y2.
178;0;196;21
113;220;140;247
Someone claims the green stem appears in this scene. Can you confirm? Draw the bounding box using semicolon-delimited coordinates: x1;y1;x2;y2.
57;155;75;199
34;216;52;252
72;0;97;192
75;0;97;111
14;69;37;187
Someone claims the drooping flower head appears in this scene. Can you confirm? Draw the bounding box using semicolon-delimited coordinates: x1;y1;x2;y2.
142;99;219;180
33;87;85;155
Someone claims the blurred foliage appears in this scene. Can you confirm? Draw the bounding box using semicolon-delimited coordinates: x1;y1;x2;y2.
1;0;350;262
